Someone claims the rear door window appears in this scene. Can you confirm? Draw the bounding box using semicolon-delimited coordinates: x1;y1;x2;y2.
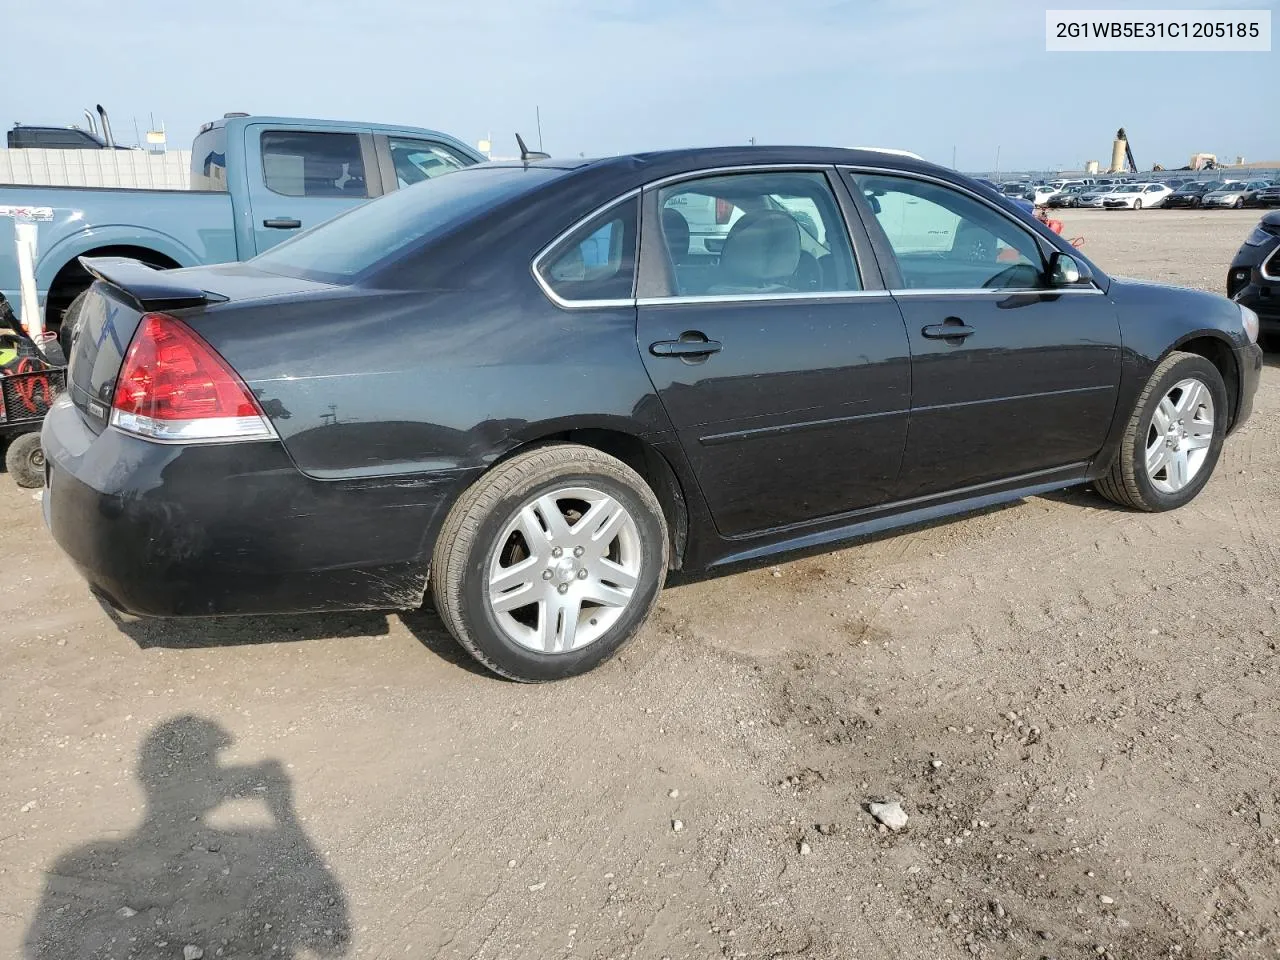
655;170;860;297
261;131;368;198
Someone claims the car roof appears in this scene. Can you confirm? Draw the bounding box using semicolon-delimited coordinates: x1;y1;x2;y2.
489;145;949;182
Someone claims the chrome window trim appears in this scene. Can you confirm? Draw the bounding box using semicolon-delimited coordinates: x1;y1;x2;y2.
839;164;1107;294
889;286;1105;297
531;188;642;310
636;290;892;307
643;163;835;191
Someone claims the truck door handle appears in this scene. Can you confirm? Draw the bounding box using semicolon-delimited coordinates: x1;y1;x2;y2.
650;335;722;358
922;319;975;340
263;218;301;229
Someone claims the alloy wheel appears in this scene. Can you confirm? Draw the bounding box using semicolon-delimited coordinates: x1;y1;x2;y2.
1145;377;1215;493
486;485;642;653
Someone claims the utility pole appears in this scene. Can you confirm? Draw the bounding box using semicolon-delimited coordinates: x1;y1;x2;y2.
748;136;756;146
536;106;543;152
995;145;1001;178
951;145;957;169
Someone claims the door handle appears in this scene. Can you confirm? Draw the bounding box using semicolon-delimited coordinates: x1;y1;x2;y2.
922;319;975;340
263;218;302;229
650;336;723;358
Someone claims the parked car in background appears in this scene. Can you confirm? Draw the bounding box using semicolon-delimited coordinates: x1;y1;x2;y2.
975;178;1035;214
1076;184;1120;208
1103;182;1172;209
1241;180;1276;207
1202;181;1264;209
42;146;1262;681
1228;211;1280;343
0;114;482;342
1031;184;1061;205
1165;180;1220;208
1254;183;1280;208
1047;184;1091;208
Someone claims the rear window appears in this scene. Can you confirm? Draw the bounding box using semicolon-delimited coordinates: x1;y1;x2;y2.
191;126;228;191
251;165;562;283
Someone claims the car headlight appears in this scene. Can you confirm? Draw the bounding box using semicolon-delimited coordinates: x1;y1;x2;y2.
1244;225;1272;246
1241;304;1260;343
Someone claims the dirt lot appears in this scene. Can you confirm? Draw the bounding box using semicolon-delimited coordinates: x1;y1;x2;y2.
3;208;1277;960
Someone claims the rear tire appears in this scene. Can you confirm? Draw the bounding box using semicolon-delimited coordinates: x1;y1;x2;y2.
430;444;669;681
4;433;46;489
1094;351;1227;512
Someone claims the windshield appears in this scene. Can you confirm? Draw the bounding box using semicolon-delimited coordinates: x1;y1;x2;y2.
252;165;564;283
1115;185;1142;193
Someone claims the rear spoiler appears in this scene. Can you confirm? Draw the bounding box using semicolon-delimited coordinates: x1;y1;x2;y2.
78;257;227;312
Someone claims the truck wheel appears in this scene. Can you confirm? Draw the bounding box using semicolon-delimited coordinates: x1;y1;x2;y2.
1094;351;1226;512
431;444;669;682
5;433;46;488
58;290;89;361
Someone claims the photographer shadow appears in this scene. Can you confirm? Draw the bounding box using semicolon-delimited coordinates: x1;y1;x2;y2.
23;715;351;960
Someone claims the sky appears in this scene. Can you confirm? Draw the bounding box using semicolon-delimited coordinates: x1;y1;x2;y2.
4;0;1276;172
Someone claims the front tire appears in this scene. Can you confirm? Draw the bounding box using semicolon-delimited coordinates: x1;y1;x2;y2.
431;444;669;681
1094;351;1227;512
1133;199;1143;210
4;432;46;488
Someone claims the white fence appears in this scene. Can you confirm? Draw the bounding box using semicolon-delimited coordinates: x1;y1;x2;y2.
0;149;191;190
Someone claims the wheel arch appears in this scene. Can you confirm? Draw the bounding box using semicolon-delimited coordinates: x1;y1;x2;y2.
490;426;691;571
1166;332;1241;429
40;234;193;327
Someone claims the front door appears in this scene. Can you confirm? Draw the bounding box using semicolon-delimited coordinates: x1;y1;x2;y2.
847;170;1123;499
636;168;912;538
243;124;379;255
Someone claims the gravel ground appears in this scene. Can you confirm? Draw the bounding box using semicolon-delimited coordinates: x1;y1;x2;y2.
3;208;1277;960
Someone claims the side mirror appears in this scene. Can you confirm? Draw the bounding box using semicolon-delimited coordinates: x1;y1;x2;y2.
1048;251;1088;286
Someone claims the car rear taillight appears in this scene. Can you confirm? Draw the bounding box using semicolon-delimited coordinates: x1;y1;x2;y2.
714;197;735;225
110;313;276;443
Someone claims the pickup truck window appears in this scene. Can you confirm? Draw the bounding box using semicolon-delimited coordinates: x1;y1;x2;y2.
252;165;562;284
261;131;368;199
388;137;470;188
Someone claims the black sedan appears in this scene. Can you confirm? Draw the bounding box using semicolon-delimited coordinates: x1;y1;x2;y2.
1163;181;1217;208
43;147;1264;681
1228;210;1280;342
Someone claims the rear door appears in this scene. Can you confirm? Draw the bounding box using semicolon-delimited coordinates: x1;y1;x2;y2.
242;124;380;255
635;167;912;538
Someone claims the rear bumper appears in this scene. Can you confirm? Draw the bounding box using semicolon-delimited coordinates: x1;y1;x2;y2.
41;396;463;617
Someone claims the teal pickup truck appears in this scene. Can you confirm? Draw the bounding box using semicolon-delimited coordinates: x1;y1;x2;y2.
0;114;483;334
